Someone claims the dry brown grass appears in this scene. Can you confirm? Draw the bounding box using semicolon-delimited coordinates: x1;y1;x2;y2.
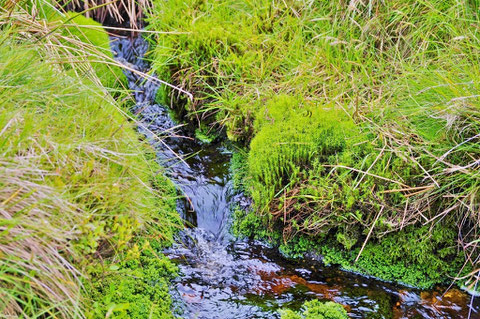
56;0;150;29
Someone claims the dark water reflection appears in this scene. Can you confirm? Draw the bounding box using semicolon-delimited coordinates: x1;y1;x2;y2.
111;35;479;319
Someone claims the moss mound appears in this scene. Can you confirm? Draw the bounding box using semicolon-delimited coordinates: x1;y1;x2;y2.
280;300;349;319
87;242;178;318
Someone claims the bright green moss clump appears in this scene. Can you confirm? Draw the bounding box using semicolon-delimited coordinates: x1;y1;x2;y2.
280;300;348;319
233;93;474;287
87;242;178;319
231;94;474;288
248;95;362;210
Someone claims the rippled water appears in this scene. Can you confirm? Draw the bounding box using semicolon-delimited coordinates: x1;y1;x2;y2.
110;35;479;319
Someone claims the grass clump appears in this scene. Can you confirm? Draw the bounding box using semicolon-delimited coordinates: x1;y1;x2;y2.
29;1;125;89
148;0;477;139
60;12;126;89
0;4;181;317
148;0;480;288
280;300;348;319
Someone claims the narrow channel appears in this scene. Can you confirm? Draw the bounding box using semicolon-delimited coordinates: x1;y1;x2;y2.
110;35;480;319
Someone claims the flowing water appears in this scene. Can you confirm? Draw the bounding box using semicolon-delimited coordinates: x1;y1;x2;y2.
110;35;480;319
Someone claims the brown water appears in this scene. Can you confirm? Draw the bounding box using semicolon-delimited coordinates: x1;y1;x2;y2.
111;35;480;319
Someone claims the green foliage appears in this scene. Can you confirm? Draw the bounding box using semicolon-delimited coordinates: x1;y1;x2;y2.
374;225;467;287
148;0;477;139
233;94;471;288
278;235;322;259
280;300;348;319
148;0;480;287
236;203;466;288
322;223;467;289
235;205;465;288
61;12;125;88
195;125;219;144
248;95;358;209
230;150;249;193
232;208;277;243
87;242;177;319
247;95;405;239
0;9;180;317
29;2;125;88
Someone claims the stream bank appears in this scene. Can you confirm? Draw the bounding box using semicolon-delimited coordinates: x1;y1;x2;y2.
147;0;480;297
111;34;480;319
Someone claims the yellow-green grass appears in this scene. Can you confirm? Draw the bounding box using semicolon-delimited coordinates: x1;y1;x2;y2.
148;0;480;288
0;5;181;318
28;0;126;89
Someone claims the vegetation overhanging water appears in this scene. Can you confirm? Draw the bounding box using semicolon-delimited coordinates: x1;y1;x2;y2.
2;1;480;317
110;34;480;319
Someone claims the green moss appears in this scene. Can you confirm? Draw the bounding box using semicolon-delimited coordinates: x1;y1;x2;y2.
280;300;348;319
86;242;177;319
354;226;463;288
238;94;475;288
246;95;404;240
235;203;466;288
230;150;249;193
319;222;469;289
248;95;361;209
195;125;219;144
232;208;274;242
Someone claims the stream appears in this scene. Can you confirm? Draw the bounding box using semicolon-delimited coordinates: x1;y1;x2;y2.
110;35;480;319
